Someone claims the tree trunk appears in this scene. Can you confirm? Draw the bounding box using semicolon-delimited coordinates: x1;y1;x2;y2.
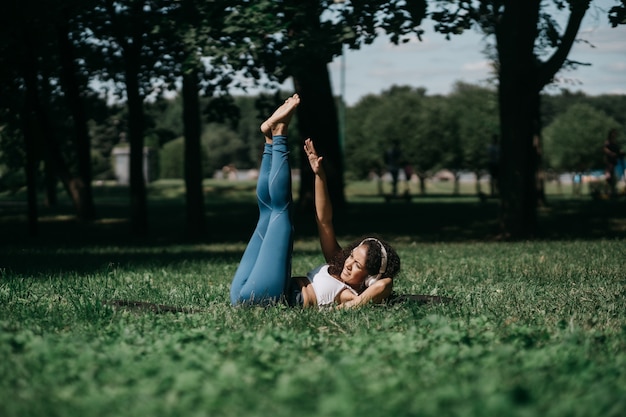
39;89;87;217
36;66;91;221
533;94;547;207
30;49;58;209
57;15;96;221
19;38;40;237
182;68;206;239
43;129;58;207
22;103;39;238
475;171;482;195
287;0;345;211
496;0;541;239
495;0;589;239
418;175;427;195
119;3;148;236
293;60;345;210
125;64;148;236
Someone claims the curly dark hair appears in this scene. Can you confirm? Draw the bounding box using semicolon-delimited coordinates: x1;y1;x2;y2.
327;235;401;285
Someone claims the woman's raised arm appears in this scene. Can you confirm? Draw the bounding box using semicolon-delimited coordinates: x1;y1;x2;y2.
304;138;342;263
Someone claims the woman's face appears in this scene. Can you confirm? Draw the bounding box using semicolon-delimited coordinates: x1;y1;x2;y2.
340;244;371;287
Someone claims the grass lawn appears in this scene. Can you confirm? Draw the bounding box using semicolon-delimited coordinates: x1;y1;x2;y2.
1;179;625;417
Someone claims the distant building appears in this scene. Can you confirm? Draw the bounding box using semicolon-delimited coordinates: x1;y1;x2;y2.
112;146;158;185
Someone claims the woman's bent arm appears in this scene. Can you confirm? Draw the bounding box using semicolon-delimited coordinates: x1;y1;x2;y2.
337;278;393;308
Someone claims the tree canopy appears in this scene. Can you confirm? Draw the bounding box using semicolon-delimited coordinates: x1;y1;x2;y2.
0;0;624;240
543;103;620;172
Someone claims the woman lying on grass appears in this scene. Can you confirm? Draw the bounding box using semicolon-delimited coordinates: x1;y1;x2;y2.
229;94;401;308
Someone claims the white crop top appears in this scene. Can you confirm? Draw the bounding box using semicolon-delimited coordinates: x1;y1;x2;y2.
307;265;358;306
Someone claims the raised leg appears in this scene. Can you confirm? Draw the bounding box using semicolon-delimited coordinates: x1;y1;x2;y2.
230;94;300;305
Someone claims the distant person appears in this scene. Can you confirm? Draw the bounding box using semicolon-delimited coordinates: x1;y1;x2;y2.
385;140;402;196
403;163;414;195
573;173;581;195
487;134;500;196
603;128;624;197
222;163;238;180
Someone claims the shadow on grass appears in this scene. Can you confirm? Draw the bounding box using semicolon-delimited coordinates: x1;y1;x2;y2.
1;194;625;276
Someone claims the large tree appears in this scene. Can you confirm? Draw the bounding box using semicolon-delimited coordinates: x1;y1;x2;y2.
84;0;175;235
163;0;232;240
432;0;596;238
0;0;103;234
228;0;426;210
56;3;98;221
447;82;500;194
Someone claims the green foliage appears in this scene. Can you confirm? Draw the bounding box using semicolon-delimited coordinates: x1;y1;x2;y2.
1;238;625;417
345;94;390;177
543;103;620;171
0;125;25;192
345;84;498;182
233;93;299;169
542;90;626;130
156;124;249;180
227;0;427;82
91;150;113;181
346;85;445;179
159;137;185;179
448;82;500;173
2;86;625;195
202;123;249;175
412;94;454;173
609;1;626;27
145;97;184;147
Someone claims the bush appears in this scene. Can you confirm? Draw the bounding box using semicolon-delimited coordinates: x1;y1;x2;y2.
159;137;185;179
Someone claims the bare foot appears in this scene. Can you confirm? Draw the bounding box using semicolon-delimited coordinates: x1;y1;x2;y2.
261;94;300;141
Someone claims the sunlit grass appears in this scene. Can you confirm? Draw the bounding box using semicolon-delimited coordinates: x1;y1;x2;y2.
1;238;625;417
1;179;625;417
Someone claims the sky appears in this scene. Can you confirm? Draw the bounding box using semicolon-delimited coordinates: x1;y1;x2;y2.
321;1;626;106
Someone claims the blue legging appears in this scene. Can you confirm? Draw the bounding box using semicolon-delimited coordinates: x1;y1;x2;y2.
229;135;294;305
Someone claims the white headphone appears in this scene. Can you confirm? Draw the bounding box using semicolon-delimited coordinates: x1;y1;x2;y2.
359;238;388;287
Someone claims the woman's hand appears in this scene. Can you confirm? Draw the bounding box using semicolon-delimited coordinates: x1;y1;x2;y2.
304;138;323;176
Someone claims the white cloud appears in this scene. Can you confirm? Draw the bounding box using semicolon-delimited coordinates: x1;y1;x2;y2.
461;60;491;72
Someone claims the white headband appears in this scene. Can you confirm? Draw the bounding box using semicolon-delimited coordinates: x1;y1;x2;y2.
359;238;388;278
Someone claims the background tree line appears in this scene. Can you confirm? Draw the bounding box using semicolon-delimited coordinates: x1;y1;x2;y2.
0;0;624;239
1;0;423;238
2;83;623;194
